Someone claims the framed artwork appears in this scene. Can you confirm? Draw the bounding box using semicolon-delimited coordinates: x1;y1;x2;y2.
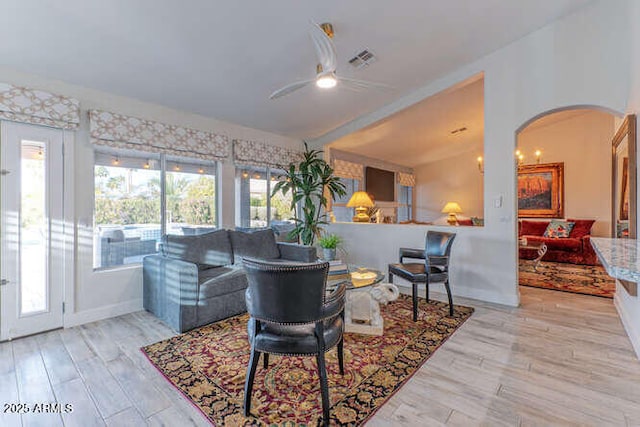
517;162;564;218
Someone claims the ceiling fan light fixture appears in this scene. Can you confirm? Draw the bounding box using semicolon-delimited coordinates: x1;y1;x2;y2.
316;73;337;89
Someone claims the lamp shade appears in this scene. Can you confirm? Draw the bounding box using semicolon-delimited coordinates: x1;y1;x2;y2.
347;191;374;208
441;202;462;214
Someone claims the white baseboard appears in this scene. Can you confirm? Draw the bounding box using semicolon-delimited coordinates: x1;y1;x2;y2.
64;299;143;327
394;282;519;307
614;293;640;360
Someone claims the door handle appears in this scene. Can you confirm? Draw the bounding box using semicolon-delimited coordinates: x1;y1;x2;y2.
0;279;9;286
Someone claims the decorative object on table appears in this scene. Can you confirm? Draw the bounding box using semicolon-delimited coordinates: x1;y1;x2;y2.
327;259;348;277
241;259;346;426
519;259;615;298
142;294;473;426
318;233;342;261
517;162;564;218
388;231;456;320
346;191;375;222
441;201;462;226
271;143;346;245
611;114;636;238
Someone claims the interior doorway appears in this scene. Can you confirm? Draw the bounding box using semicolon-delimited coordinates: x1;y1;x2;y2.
1;122;65;340
515;108;619;299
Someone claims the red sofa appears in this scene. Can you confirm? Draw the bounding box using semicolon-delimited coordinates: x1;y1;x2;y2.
518;219;598;265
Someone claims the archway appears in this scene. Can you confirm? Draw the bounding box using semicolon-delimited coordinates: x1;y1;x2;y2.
513;105;623;300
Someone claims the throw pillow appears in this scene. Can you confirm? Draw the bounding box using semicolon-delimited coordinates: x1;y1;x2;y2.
229;229;281;263
163;229;233;270
543;220;575;238
471;217;484;226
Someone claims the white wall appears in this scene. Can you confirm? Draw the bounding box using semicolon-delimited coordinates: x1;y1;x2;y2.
517;110;615;237
414;144;484;222
318;0;630;309
0;65;302;326
615;0;640;358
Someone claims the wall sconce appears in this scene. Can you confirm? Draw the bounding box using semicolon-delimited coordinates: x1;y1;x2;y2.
113;156;120;166
535;149;542;164
477;156;484;174
242;171;249;178
198;167;205;174
143;160;150;169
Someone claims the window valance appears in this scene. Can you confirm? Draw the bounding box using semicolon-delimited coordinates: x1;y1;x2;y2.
332;159;364;180
89;110;230;161
233;139;302;169
397;172;416;187
0;83;80;129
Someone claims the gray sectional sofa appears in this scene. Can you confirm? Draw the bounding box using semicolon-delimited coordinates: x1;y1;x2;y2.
143;228;316;333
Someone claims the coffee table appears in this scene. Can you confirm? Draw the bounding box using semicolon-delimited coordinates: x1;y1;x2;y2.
519;240;548;271
327;267;399;336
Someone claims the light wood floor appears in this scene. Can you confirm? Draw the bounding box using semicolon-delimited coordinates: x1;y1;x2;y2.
1;286;639;427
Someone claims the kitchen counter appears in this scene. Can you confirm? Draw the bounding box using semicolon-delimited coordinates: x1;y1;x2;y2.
591;237;640;296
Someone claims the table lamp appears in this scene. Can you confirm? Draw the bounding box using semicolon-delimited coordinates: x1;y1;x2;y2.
441;202;462;225
347;191;375;222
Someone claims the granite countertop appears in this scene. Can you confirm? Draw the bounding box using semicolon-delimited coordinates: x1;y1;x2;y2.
591;237;640;282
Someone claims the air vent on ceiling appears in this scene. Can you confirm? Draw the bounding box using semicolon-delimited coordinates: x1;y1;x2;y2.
348;49;377;69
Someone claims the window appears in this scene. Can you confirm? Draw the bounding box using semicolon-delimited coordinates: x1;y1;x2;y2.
398;184;413;222
94;150;217;269
237;167;295;228
165;158;217;236
332;177;360;222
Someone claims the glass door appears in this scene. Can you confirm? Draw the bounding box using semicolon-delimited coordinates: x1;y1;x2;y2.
1;122;64;340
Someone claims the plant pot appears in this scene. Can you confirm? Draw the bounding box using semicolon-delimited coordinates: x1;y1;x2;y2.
322;248;336;261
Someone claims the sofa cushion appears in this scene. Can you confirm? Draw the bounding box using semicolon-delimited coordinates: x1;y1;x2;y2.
519;220;549;237
163;229;233;270
525;236;582;251
198;266;248;299
457;218;473;226
229;229;280;263
567;219;595;238
543;220;575;238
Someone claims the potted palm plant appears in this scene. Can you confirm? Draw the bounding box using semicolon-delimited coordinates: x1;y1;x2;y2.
271;143;346;246
318;233;342;261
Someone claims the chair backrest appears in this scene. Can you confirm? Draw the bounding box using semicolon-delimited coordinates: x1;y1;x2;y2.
425;231;456;260
243;258;329;324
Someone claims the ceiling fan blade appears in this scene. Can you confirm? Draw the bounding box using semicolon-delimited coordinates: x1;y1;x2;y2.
309;21;337;74
338;76;392;91
269;79;314;100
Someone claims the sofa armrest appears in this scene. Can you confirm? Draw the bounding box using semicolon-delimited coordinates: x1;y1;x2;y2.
143;255;199;332
277;242;317;262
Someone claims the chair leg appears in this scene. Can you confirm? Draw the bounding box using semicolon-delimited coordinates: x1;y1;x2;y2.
263;353;269;369
316;351;331;427
243;347;261;416
337;337;344;376
444;279;454;316
425;282;429;302
388;270;394;283
412;282;418;322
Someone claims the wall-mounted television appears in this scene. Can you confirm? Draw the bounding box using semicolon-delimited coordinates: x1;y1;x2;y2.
365;167;395;202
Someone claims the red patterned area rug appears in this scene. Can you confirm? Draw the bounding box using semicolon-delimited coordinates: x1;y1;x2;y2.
519;260;615;298
141;294;473;426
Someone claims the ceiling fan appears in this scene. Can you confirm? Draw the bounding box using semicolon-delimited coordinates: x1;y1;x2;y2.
269;21;389;100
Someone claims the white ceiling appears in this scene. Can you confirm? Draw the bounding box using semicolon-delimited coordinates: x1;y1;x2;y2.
328;76;484;167
0;0;592;140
